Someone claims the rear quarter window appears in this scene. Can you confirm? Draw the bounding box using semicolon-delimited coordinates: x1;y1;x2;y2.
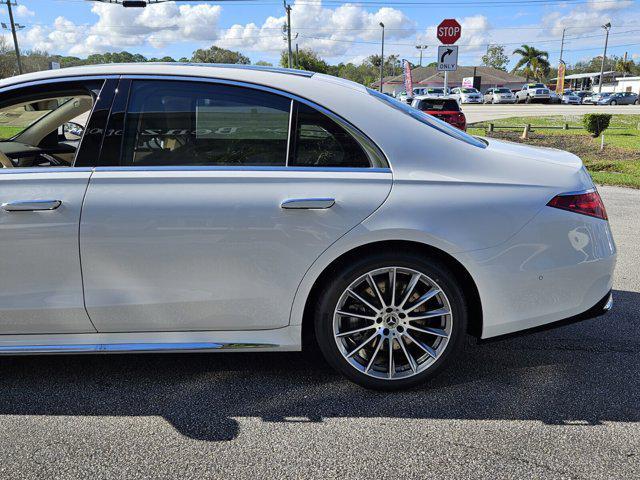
368;89;485;149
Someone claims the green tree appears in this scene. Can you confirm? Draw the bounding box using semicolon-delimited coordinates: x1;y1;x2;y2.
280;49;330;73
255;60;273;66
481;44;509;71
191;46;250;64
512;45;550;81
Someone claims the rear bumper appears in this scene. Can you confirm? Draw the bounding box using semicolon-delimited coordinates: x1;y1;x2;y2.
478;290;612;343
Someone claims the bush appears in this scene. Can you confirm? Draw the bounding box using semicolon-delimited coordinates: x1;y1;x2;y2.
583;113;612;137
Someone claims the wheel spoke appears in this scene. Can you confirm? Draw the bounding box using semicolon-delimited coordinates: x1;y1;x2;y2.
405;288;441;313
389;268;397;307
388;337;394;379
405;332;437;358
336;325;376;338
365;338;384;373
407;325;448;338
408;307;450;321
347;289;379;314
336;310;377;321
346;331;379;358
367;274;386;309
398;335;417;373
398;273;421;308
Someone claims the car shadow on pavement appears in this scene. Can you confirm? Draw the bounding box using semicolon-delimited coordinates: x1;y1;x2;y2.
0;289;637;442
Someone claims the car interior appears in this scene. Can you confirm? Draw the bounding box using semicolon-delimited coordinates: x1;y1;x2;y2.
0;88;96;169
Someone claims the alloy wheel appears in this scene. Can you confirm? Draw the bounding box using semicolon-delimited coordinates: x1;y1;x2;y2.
332;267;453;381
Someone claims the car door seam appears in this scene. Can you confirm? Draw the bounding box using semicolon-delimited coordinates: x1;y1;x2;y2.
78;168;99;333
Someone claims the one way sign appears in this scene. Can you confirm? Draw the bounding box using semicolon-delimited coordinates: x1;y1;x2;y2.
437;45;458;72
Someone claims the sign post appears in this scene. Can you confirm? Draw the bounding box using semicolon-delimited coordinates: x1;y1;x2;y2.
436;19;461;93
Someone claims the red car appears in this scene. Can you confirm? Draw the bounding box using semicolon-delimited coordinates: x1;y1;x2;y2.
411;97;467;131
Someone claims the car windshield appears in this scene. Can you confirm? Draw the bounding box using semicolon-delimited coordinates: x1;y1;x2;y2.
427;88;444;94
495;88;511;93
0;97;73;141
368;88;485;149
417;99;460;111
460;88;477;93
529;84;546;88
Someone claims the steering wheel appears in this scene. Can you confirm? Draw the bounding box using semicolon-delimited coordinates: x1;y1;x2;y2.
0;150;13;168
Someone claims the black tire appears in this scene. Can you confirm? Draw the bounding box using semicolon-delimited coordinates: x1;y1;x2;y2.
635;100;639;105
610;100;617;105
525;96;531;104
313;251;468;390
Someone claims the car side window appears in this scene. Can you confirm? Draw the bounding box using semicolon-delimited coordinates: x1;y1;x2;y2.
122;80;291;167
289;102;371;168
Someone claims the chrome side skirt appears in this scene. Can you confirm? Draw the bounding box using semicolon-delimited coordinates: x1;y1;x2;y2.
0;341;277;355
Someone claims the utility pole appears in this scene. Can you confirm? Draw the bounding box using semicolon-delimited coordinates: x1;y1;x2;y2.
284;1;292;69
559;27;566;65
5;0;22;75
295;42;299;69
598;22;611;93
623;51;628;77
379;22;384;92
415;45;427;67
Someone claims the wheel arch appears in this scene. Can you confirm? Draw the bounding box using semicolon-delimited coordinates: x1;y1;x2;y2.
299;240;483;351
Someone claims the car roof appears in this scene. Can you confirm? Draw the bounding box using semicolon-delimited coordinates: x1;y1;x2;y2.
0;62;368;95
414;95;454;100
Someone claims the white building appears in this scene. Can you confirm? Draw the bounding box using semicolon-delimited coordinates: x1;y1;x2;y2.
615;76;640;94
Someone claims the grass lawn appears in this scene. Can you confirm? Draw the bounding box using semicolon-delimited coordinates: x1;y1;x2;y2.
468;115;640;188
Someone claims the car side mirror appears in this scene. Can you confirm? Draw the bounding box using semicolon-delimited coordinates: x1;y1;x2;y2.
63;122;85;140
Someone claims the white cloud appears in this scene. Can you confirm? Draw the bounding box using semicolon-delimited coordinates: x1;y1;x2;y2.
218;0;415;58
22;1;223;56
16;5;35;18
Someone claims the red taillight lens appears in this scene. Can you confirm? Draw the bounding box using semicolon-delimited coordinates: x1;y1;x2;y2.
547;190;608;220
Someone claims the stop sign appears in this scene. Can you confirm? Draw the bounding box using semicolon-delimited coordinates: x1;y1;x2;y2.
437;19;461;45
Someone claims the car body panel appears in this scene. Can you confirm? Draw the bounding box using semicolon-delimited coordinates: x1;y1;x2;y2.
0;169;96;334
80;168;392;332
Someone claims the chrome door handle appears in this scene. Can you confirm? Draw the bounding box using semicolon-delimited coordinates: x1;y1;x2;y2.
281;198;335;210
2;200;62;212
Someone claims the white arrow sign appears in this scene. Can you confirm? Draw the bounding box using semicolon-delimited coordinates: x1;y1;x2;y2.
437;45;458;72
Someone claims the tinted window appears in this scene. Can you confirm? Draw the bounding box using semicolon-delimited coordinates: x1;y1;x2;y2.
122;81;291;167
416;99;460;111
368;88;486;149
290;102;370;168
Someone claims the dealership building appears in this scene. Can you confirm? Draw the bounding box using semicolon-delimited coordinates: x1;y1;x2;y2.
372;66;527;95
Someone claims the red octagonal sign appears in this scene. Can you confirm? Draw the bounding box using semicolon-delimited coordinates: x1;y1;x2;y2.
437;19;461;45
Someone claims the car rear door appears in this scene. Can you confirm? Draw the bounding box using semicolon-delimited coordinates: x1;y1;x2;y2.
80;78;392;332
0;78;115;334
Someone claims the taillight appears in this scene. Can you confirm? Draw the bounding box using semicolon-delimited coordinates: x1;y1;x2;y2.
547;190;608;220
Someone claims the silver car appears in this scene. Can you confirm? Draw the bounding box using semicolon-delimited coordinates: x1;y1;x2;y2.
0;64;617;390
483;88;517;104
450;87;483;104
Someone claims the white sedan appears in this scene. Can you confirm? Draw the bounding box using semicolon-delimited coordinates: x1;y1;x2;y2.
0;64;616;390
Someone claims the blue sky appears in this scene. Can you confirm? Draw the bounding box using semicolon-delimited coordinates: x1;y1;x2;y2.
3;0;639;68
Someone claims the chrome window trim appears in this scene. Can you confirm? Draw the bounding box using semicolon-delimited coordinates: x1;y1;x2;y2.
0;167;94;175
121;74;390;169
94;166;392;174
0;75;120;94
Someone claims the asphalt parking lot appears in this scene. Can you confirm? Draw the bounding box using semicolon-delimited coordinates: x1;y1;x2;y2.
0;185;638;480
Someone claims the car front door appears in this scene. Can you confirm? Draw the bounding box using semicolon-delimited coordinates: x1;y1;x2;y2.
0;78;115;334
80;78;392;332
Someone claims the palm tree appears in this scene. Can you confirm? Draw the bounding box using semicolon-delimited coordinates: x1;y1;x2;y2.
512;45;550;81
615;58;633;77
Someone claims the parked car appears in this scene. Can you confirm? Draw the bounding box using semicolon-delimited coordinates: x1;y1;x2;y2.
598;91;639;105
549;91;562;104
0;64;616;390
574;91;592;104
561;90;581;105
449;87;483;104
411;96;466;130
515;83;551;103
413;87;449;98
483;87;517;104
585;92;610;104
396;91;413;104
